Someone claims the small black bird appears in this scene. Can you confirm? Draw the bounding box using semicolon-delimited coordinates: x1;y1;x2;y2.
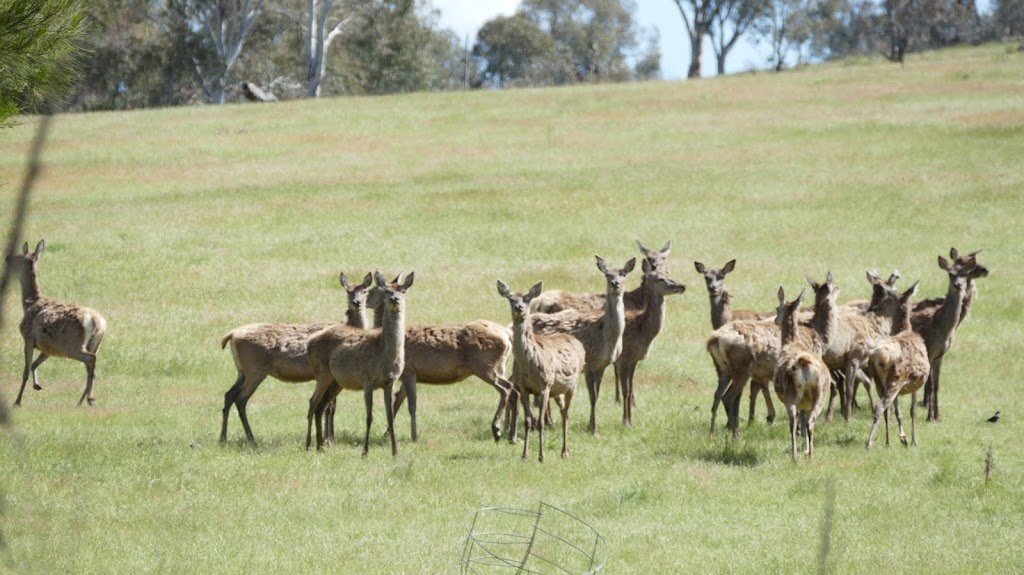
986;411;1001;423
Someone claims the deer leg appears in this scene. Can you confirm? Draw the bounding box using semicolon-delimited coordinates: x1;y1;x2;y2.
233;371;267;444
486;375;512;443
722;369;750;437
538;388;551;463
30;353;48;391
910;391;918;447
805;413;814;460
747;382;759;427
362;385;375;456
760;381;776;424
15;341;36;407
614;365;622;404
307;376;332;451
893;395;908;447
621;362;638;428
221;371;246;443
586;368;600;436
402;371;417;442
557;391;572;459
787;404;798;463
928;357;944;422
325;399;336;445
76;351;98;407
520;389;532;461
709;367;731;436
866;394;891;450
384;381;398;457
883;402;891;446
505;382;520;444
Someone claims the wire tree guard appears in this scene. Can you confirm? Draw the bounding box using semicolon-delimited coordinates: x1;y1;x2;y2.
456;502;607;574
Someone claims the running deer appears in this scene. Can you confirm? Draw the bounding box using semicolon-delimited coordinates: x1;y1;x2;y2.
306;272;414;455
219;271;373;443
367;280;516;443
531;256;636;435
6;240;107;407
773;287;830;462
867;282;929;448
498;280;585;462
695;259;776;426
616;259;687;428
911;253;979;421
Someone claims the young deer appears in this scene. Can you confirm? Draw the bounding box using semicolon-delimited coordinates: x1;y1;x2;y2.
531;256;636;435
867;282;929;448
6;240;107;407
368;279;516;444
219;271;373;443
306;272;414;455
695;259;776;427
498;280;585;462
773;287;830;462
616;259;687;428
911;253;979;421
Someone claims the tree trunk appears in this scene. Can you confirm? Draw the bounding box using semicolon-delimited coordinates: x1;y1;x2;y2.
688;34;703;78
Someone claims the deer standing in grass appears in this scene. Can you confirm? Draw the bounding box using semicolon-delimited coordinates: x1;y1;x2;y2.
6;240;107;407
773;287;830;462
911;253;980;421
531;256;635;435
498;280;585;462
367;278;517;444
219;272;372;444
306;272;414;455
695;259;776;427
616;259;687;428
912;249;988;421
867;282;929;448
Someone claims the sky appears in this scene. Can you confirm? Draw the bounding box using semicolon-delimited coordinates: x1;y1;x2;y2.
430;0;765;81
431;0;996;81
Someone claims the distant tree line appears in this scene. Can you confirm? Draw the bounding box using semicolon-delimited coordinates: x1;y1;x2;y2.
2;0;1023;117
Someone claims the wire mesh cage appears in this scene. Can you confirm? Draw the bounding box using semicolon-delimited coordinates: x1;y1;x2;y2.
455;502;607;574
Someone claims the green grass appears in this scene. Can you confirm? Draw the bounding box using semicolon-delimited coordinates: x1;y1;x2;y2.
1;43;1023;573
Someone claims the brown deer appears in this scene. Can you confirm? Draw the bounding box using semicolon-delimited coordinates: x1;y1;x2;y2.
531;256;636;435
219;271;373;444
6;240;107;407
497;280;585;462
529;240;670;314
616;260;687;428
773;287;830;462
305;272;414;455
367;280;517;444
911;253;979;421
867;282;929;448
695;259;776;426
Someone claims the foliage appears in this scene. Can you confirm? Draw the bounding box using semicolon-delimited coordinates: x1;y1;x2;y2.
993;0;1024;36
472;12;555;88
710;0;767;74
0;0;86;125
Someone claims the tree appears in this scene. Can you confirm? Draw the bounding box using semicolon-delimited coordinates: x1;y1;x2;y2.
154;0;266;104
752;0;812;71
671;0;724;78
804;0;880;62
633;26;661;80
305;0;355;97
473;13;554;88
0;0;86;125
709;0;765;75
994;0;1024;36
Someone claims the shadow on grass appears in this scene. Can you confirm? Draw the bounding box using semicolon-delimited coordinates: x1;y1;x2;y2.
697;443;762;467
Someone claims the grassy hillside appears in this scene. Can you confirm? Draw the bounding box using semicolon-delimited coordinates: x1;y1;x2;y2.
1;43;1022;573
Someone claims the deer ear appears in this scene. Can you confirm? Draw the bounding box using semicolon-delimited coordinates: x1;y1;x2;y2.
866;270;880;285
806;275;818;289
623;257;636;274
374;270;389;287
722;259;736;274
938;256;951;271
32;240;44;259
527;282;543;300
661;240;671;254
595;255;608;273
340;272;351;290
904;281;920;300
401;272;415;291
777;286;786;305
795;288;806;306
361;272;373;289
21;242;29;255
642;258;653;274
496;280;511;298
826;271;833;285
950;247;959;260
694;261;705;274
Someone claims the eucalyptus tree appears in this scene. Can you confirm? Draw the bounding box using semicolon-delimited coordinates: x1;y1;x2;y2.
473;12;554;88
709;0;765;75
670;0;724;78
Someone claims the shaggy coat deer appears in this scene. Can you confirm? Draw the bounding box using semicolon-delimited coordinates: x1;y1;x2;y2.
911;253;979;421
7;240;107;407
912;248;988;419
219;272;373;443
695;259;776;426
368;281;516;443
306;272;414;455
773;288;830;462
528;240;670;314
867;282;929;448
530;256;636;435
616;259;687;428
498;280;585;462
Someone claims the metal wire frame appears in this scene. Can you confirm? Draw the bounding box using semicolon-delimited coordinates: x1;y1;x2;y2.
456;502;607;575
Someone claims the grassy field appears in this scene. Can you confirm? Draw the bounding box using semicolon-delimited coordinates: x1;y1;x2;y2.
1;43;1022;573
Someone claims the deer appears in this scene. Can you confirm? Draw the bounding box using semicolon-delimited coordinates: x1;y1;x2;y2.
219;271;373;444
866;282;929;449
695;259;776;427
529;240;670;314
305;271;414;455
910;253;980;421
773;287;830;462
6;240;107;407
530;256;636;436
615;259;687;428
497;280;585;462
366;278;517;444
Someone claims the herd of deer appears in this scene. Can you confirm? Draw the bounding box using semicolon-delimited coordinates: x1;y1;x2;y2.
5;238;988;463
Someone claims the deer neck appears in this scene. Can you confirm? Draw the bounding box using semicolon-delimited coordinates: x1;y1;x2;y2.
708;289;732;329
346;306;368;329
381;304;406;380
19;266;41;308
934;281;966;338
780;313;799;346
811;293;837;344
602;287;627;363
372;303;385;329
636;286;667;342
511;316;538;366
960;279;978;326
